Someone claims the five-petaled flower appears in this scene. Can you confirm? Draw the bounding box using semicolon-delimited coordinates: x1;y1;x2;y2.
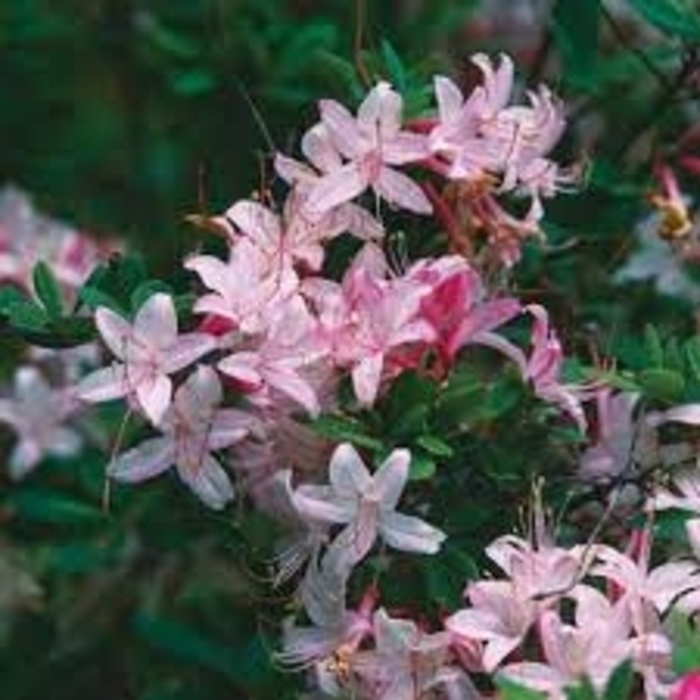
292;443;446;568
77;293;216;425
108;365;259;509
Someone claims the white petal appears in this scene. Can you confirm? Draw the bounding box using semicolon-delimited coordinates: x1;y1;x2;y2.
178;454;234;510
380;511;446;554
108;437;174;482
76;365;128;403
373;449;409;509
134;293;178;349
329;443;372;496
95;307;132;359
293;484;356;524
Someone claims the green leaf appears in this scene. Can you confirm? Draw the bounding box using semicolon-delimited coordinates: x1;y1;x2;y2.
0;285;28;315
670;611;700;673
381;39;407;92
638;367;685;402
415;435;454;458
565;678;599;700
32;261;63;320
422;545;476;609
134;614;279;689
644;324;664;368
684;337;700;381
310;414;383;451
408;451;436;480
7;490;106;526
553;0;600;82
495;678;547;700
602;661;634;700
5;298;47;332
627;0;700;41
169;69;217;96
384;372;436;439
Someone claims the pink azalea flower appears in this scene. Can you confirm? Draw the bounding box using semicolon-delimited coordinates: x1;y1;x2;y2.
446;579;538;673
351;609;461;700
430;54;515;180
406;255;521;365
224;194;381;276
304;265;435;405
0;366;81;479
217;296;326;416
108;366;258;509
306;82;432;215
277;555;374;674
500;587;649;699
592;538;700;634
186;237;299;335
521;304;588;429
292;443;446;567
76;293;216;425
0;185;114;293
447;518;585;674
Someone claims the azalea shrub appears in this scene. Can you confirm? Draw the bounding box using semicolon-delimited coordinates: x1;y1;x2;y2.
5;2;700;699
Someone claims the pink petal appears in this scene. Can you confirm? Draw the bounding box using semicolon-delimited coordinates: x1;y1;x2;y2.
161;333;216;373
301;123;343;173
374;166;432;214
434;75;464;123
307;162;366;215
136;373;172;425
226;200;281;248
357;82;402;140
383;132;430;165
263;365;320;416
208;408;258;450
319;99;363;158
352;353;384;406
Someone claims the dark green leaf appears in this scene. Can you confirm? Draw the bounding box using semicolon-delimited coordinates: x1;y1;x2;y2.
408;451;436;480
602;661;634;700
32;261;63;320
553;0;600;82
627;0;700;41
310;414;383;451
7;490;106;526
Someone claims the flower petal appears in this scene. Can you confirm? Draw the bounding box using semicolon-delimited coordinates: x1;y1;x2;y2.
134;293;178;349
108;437;174;482
374;166;432;214
380;511;446;555
95;307;132;359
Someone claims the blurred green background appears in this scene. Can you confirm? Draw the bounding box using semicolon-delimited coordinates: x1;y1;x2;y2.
0;0;479;271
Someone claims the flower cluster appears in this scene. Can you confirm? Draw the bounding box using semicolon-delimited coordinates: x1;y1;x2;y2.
6;49;700;700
